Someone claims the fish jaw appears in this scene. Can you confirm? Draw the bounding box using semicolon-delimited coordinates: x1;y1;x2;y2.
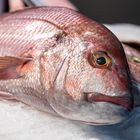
86;92;133;111
45;89;131;125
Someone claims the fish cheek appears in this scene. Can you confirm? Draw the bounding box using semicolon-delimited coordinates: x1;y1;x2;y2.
64;75;85;101
62;56;89;102
62;52;101;101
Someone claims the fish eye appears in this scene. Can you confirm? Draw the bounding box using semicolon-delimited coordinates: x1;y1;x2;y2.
96;57;106;65
88;51;111;69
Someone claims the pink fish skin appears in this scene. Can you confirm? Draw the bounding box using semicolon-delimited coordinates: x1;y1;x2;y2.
123;44;140;83
0;7;133;125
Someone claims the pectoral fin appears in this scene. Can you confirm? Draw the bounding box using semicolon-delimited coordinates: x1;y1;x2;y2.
0;56;32;80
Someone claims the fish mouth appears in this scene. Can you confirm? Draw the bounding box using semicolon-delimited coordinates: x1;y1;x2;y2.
46;90;133;125
85;92;133;111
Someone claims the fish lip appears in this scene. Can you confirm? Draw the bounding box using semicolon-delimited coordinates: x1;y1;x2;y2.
84;92;133;111
47;91;131;125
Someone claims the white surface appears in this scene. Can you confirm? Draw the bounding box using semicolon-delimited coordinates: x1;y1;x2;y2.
105;24;140;44
0;100;140;140
0;24;140;140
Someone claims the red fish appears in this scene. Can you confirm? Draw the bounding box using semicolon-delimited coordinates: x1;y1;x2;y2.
0;7;133;125
123;44;140;83
122;44;140;107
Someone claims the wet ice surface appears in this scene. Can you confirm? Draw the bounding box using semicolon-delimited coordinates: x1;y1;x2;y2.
105;24;140;44
0;100;140;140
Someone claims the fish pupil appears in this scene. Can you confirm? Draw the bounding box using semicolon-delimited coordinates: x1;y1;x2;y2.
96;57;106;65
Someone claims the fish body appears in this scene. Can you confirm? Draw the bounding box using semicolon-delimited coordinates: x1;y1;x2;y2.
0;7;133;125
123;44;140;83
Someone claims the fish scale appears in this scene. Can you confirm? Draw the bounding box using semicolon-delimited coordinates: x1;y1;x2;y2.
2;7;83;27
0;19;62;57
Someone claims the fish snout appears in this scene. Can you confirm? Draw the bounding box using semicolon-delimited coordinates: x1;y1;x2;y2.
85;92;133;111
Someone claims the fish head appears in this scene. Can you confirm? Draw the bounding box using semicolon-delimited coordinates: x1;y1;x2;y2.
42;18;133;125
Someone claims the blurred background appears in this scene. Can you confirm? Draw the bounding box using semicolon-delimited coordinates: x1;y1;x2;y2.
0;0;139;25
70;0;140;25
